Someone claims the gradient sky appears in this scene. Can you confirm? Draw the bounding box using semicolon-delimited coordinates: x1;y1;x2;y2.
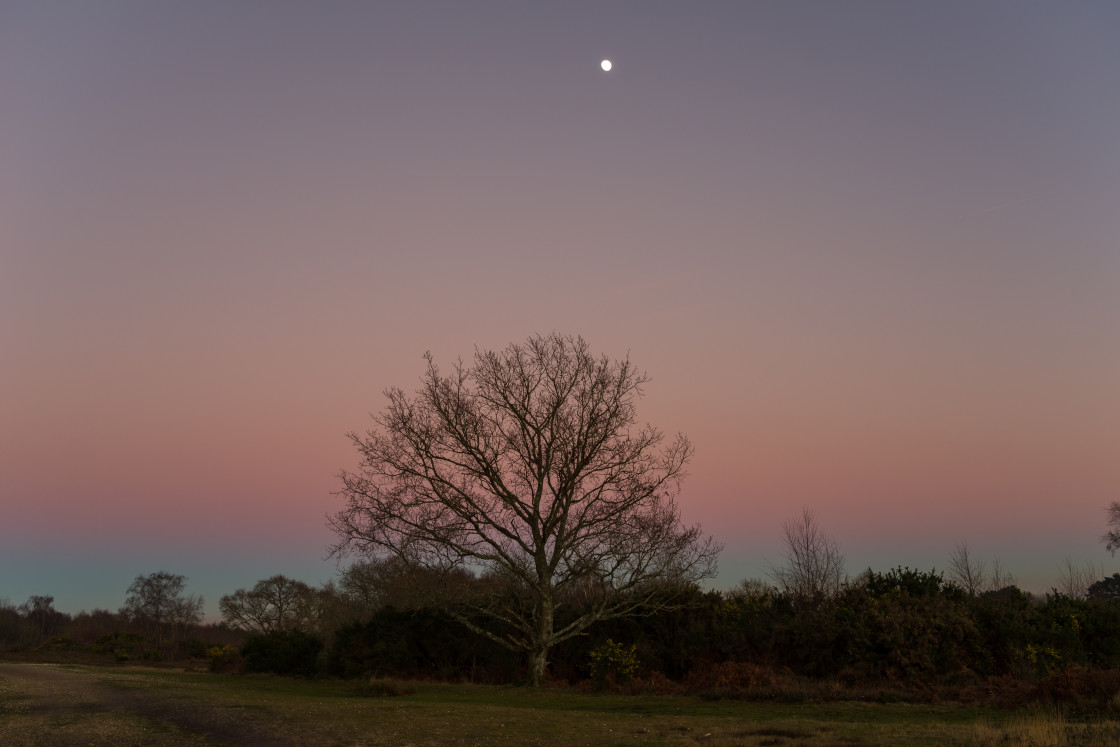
3;1;1118;619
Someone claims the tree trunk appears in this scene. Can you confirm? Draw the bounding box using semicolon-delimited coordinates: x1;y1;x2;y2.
528;591;554;687
528;646;548;687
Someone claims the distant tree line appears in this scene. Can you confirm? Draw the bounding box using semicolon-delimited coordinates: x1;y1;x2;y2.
1;572;235;660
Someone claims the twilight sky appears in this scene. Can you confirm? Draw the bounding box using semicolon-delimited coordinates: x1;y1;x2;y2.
2;1;1118;618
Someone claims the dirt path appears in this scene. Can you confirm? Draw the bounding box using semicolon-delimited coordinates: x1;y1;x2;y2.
0;663;284;746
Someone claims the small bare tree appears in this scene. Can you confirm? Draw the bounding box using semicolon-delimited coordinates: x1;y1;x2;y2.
1055;556;1103;599
988;557;1017;592
328;334;720;685
947;542;1017;594
948;542;987;596
768;508;845;607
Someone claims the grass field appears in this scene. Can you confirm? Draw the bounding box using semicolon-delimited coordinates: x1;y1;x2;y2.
4;663;1120;745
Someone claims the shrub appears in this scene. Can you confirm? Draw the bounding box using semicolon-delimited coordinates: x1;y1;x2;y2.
177;637;208;659
207;644;242;673
1080;600;1120;668
327;606;519;682
863;567;964;601
964;586;1036;676
241;630;323;676
93;632;144;655
587;639;639;686
552;587;723;682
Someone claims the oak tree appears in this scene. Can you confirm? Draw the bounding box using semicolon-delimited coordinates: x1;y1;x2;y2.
329;334;720;685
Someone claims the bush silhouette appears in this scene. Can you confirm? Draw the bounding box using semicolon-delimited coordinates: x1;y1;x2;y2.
241;630;323;676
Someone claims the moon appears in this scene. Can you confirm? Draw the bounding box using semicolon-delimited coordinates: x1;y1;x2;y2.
600;59;612;72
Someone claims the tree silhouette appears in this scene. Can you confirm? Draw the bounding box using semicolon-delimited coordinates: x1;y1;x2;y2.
329;334;719;685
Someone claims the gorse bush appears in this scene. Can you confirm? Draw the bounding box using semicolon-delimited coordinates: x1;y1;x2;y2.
207;644;241;673
588;639;639;685
310;573;1120;703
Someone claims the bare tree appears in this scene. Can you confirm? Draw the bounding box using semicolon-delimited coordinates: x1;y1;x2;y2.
219;575;319;634
337;560;386;612
733;578;774;599
0;599;19;647
948;542;988;596
1055;556;1103;599
988;556;1017;592
17;595;65;643
1103;502;1120;555
328;334;720;685
768;508;845;607
337;557;475;615
725;578;774;605
947;542;1017;594
121;571;203;656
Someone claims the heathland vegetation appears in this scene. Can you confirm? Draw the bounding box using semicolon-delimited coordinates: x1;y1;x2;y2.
5;529;1120;713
